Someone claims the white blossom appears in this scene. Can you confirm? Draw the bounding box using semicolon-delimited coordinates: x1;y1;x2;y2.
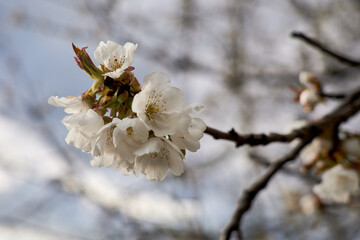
299;194;320;215
91;151;134;176
91;118;147;175
112;117;149;162
132;72;185;136
300;138;332;167
91;118;124;168
313;165;359;204
342;137;360;159
299;71;319;90
134;137;184;181
62;109;104;152
170;104;206;152
299;89;321;113
94;41;137;79
48;96;88;114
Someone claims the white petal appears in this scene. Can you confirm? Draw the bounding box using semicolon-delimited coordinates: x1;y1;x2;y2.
162;87;185;113
188;118;206;140
91;152;115;168
184;138;200;152
185;103;205;115
79;110;104;135
134;138;162;156
48;96;88;114
65;128;92;152
131;91;148;113
140;113;178;136
313;165;359;203
142;72;171;90
166;142;184;176
135;154;169;181
94;41;106;64
103;69;122;79
124;42;138;64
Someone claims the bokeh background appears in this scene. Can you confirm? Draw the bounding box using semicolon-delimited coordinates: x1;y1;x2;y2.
0;0;360;239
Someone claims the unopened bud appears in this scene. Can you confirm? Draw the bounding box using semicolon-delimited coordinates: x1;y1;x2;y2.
299;89;321;112
72;43;104;83
299;71;321;91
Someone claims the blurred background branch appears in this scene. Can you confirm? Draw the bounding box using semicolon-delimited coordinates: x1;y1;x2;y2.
0;0;360;240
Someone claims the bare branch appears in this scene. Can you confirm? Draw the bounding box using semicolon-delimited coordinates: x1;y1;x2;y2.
218;85;360;240
249;152;320;184
220;137;316;240
206;84;360;148
291;31;360;67
204;127;307;147
320;91;346;99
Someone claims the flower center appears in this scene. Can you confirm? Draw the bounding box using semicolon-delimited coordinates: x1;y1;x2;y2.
126;126;134;135
109;55;126;70
105;126;116;146
144;91;166;120
150;147;169;161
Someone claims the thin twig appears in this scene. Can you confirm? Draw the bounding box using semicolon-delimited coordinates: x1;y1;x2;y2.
220;137;316;240
249;152;320;184
204;127;307;147
219;85;360;240
320;92;346;99
291;32;360;67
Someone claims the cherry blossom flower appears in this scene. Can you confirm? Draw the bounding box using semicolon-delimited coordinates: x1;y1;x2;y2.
300;137;332;168
92;118;120;157
49;41;207;181
342;136;360;159
94;41;137;79
62;109;104;152
299;89;321;113
313;165;359;204
299;71;321;90
134;137;184;181
132;72;185;136
91;150;135;176
112;117;149;162
48;96;88;114
90;118;136;175
299;194;321;215
48;96;104;152
170;105;206;152
298;71;322;112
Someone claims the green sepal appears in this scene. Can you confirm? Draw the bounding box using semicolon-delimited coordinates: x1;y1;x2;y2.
117;104;126;119
125;97;133;110
72;43;104;83
110;103;119;117
117;91;129;104
103;116;112;124
130;77;141;94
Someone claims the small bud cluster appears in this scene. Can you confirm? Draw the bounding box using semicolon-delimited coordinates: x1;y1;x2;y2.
290;74;360;206
293;71;323;112
299;131;360;204
49;41;206;181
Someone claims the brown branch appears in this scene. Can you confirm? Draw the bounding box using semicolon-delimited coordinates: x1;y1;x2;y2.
218;85;360;240
204;127;307;147
210;32;360;240
291;31;360;67
320;91;346;99
249;152;320;184
220;137;316;240
205;85;360;148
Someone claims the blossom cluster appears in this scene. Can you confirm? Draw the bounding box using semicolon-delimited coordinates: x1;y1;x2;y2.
291;79;360;205
299;131;360;204
294;71;323;112
49;41;206;181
